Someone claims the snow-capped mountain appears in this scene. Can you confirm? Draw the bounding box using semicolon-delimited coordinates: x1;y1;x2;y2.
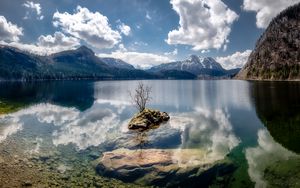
149;55;227;76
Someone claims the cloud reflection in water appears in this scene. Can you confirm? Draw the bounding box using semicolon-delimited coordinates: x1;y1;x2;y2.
0;117;23;143
245;129;299;188
169;108;240;166
0;103;122;149
0;98;241;165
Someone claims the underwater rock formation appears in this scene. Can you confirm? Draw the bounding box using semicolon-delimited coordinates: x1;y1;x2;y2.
95;148;235;187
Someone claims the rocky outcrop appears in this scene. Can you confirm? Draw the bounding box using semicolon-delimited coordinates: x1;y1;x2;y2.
128;109;170;130
95;148;235;187
236;3;300;80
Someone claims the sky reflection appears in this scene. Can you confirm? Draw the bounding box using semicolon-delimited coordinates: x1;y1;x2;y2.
169;108;240;166
245;129;299;188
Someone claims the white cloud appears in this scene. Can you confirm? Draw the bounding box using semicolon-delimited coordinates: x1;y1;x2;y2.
117;22;131;36
136;24;142;29
23;1;44;20
201;49;210;54
23;1;42;15
243;0;300;28
133;41;148;46
53;6;121;49
164;48;178;56
216;50;252;70
97;51;173;69
146;12;152;20
1;32;80;55
166;0;238;51
117;43;127;52
37;32;80;48
0;16;23;42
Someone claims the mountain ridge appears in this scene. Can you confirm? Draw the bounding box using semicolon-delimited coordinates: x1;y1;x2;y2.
0;45;155;80
0;45;240;80
149;55;240;78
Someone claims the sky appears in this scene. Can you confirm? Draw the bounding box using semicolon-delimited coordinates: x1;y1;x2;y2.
0;0;299;69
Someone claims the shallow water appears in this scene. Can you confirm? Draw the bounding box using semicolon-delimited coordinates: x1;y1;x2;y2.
0;80;299;187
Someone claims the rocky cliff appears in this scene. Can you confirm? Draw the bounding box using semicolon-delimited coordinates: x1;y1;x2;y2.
236;3;300;80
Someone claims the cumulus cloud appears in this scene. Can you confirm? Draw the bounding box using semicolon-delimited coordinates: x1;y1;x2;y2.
216;50;252;70
243;0;300;28
0;16;23;42
97;51;173;69
117;22;131;36
53;6;121;49
23;1;44;20
166;0;238;51
37;32;80;49
117;43;127;52
1;32;80;55
164;48;178;56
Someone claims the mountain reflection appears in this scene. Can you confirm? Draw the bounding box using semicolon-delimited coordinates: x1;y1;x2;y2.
94;80;252;111
247;81;300;187
251;81;300;154
0;81;95;112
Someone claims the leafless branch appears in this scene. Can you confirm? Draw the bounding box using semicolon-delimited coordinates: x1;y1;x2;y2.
129;82;152;112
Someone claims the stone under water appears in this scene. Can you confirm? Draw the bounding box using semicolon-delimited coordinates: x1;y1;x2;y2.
95;148;235;187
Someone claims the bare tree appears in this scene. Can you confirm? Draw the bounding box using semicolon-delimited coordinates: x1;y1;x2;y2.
130;82;152;112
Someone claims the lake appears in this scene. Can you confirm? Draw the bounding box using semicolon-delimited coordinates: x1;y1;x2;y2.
0;80;299;187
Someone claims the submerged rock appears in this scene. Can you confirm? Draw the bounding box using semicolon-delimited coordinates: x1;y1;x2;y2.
95;148;235;187
128;108;170;130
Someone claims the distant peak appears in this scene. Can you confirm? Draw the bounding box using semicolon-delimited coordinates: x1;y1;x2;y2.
187;55;199;62
204;57;215;61
189;54;199;59
76;45;94;55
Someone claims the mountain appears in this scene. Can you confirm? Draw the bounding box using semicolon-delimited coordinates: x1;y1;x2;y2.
49;45;113;78
0;45;155;80
149;55;240;78
100;57;135;70
155;70;197;79
0;45;51;80
236;3;300;80
0;45;239;80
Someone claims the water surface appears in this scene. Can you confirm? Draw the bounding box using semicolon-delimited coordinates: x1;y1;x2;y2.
0;80;299;187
